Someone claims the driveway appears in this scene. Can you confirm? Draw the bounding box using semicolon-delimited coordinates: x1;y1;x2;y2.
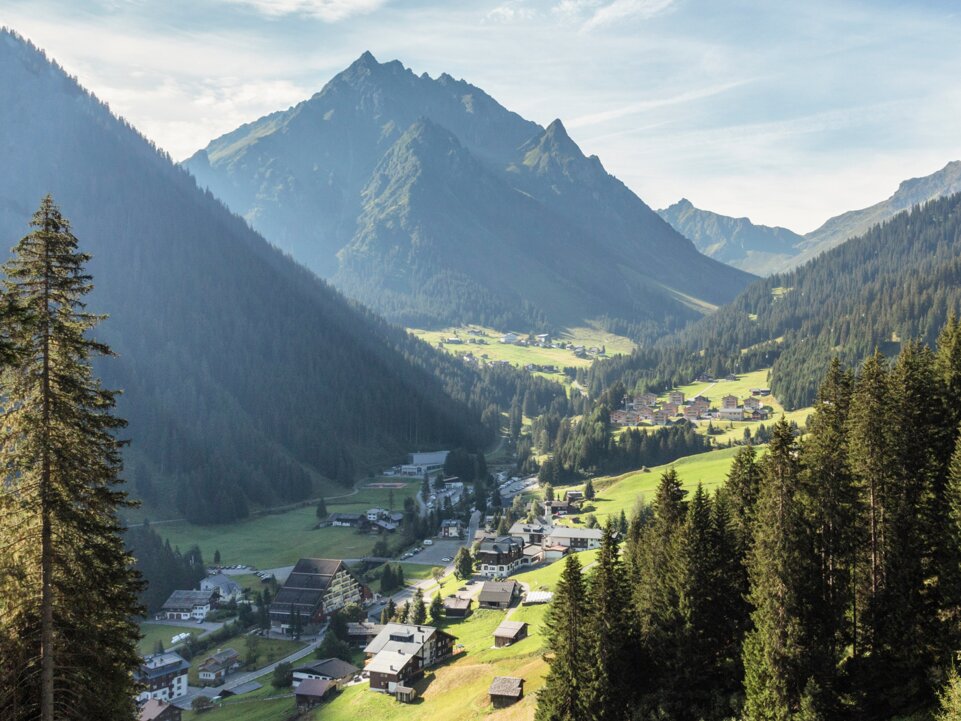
405;539;463;566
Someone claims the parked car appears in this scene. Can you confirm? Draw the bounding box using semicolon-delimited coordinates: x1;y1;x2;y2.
442;557;452;562
423;539;434;546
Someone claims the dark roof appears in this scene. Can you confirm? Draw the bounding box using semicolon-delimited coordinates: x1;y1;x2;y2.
221;680;261;696
293;657;359;679
479;581;518;604
162;589;215;609
271;558;358;620
347;622;384;637
296;678;333;698
489;676;524;697
477;536;524;555
443;596;472;610
136;652;190;681
494;620;527;640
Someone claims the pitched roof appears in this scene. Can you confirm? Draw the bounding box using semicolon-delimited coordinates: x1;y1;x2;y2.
364;623;445;656
478;581;518;605
162;589;215;609
222;680;261;696
477;536;524;554
136;652;190;681
202;574;241;593
295;678;333;698
443;595;471;610
489;676;524;697
293;657;360;679
494;620;527;639
547;527;603;540
138;699;173;721
271;558;361;619
365;649;419;675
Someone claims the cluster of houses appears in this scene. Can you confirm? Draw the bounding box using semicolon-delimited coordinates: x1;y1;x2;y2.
472;518;604;578
329;507;405;533
611;387;772;427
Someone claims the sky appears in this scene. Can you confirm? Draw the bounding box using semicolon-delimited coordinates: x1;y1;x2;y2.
2;0;960;233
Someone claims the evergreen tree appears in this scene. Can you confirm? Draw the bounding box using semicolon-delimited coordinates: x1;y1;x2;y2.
742;418;808;721
586;522;633;720
410;588;427;625
0;197;143;721
382;598;396;625
454;547;474;580
536;554;591;721
544;483;555;502
315;497;327;519
936;666;961;721
213;549;221;566
584;479;595;500
429;593;444;624
797;357;856;707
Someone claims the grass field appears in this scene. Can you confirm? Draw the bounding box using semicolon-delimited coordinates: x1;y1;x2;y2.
182;682;293;721
409;325;634;375
580;446;769;525
137;623;200;655
157;478;421;569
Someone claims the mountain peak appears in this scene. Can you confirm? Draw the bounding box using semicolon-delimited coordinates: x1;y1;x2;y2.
353;50;379;68
545;118;569;138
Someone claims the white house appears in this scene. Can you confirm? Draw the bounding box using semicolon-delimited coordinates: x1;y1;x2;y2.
500;332;519;344
135;652;190;703
160;589;215;621
545;527;604;551
366;508;388;522
200;574;241;602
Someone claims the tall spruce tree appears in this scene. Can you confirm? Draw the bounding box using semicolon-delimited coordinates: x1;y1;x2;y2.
586;521;633;720
798;357;856;708
0;197;142;721
536;554;590;721
742;418;809;721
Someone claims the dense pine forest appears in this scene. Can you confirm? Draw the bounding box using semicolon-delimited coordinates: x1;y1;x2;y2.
578;191;961;409
538;320;961;720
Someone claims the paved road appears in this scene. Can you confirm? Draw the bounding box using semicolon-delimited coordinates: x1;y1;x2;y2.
173;631;326;709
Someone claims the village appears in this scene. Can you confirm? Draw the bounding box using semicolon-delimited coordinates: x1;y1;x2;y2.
610;376;773;428
133;463;602;721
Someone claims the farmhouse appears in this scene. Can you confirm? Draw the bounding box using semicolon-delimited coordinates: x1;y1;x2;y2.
292;657;360;689
546;526;604;551
721;394;739;409
489;676;524;708
635;392;658;407
295;678;333;712
138;699;181;721
683;405;701;421
522;544;545;565
197;648;241;686
160;589;215;621
743;396;762;410
364;624;455;694
443;595;473;617
135;652;190;704
661;402;679;416
478;580;520;609
493;620;528;647
669;391;685;404
347;621;384;646
653;409;670;425
475;535;525;576
366;508;389;522
269;558;369;634
718;406;745;421
329;512;365;528
199;574;241;601
500;332;519;344
544;500;575;516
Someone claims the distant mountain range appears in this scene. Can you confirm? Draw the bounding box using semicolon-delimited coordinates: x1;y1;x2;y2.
659;160;961;275
657;199;803;275
185;52;753;340
0;31;490;523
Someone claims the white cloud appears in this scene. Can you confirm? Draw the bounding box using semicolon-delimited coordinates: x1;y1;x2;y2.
485;1;536;23
221;0;387;21
582;0;678;30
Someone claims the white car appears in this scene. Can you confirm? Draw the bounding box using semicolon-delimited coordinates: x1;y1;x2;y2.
423;539;433;546
442;557;452;562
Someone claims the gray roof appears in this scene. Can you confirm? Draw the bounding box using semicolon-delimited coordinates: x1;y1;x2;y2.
293;657;359;679
478;581;518;605
364;623;440;656
201;574;241;594
296;678;332;698
366;650;418;675
222;680;261;696
137;652;190;681
494;620;527;639
489;676;524;697
547;527;603;540
477;536;524;554
162;589;215;609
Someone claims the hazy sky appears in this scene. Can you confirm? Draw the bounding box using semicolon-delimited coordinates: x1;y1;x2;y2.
2;0;959;232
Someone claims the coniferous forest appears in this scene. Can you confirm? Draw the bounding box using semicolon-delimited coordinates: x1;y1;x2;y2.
537;320;961;720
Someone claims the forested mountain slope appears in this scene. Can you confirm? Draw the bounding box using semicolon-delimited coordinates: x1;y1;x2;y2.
185;52;753;339
660;161;961;275
585;191;961;409
0;30;494;523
